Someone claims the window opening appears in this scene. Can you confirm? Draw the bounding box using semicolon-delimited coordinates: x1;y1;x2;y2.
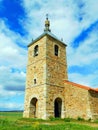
34;45;38;56
54;45;59;56
30;98;38;118
34;79;37;84
54;98;62;118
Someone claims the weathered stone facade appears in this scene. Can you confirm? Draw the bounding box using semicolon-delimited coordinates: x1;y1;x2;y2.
89;90;98;119
23;18;98;119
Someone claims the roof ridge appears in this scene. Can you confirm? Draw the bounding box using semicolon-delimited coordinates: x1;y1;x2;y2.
64;80;98;92
28;31;67;47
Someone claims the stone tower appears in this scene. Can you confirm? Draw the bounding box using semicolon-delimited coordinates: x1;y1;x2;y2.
23;16;68;119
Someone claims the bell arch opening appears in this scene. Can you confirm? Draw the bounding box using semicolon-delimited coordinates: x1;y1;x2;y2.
29;97;38;118
54;98;62;118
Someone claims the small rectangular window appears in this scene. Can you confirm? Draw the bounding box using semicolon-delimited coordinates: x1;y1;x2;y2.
34;79;36;84
34;45;38;57
54;45;59;56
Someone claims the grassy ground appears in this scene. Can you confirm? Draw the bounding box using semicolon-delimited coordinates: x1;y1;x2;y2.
0;112;98;130
0;111;22;121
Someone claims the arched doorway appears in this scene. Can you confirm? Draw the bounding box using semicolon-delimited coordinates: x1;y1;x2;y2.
30;98;38;118
54;98;62;118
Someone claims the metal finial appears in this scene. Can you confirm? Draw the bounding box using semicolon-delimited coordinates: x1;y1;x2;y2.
44;14;51;32
46;14;48;20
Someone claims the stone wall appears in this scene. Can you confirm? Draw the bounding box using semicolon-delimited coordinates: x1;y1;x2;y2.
23;85;47;119
23;34;68;119
44;36;67;118
23;36;47;119
46;85;65;118
89;90;98;119
64;81;91;119
46;35;68;86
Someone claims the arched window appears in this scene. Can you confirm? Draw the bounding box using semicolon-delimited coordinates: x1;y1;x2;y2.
54;45;59;56
34;45;38;56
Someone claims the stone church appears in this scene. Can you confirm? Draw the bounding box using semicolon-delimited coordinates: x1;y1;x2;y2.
23;16;98;120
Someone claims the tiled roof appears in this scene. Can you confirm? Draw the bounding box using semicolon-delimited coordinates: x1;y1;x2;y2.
95;88;98;91
64;80;98;92
28;31;67;47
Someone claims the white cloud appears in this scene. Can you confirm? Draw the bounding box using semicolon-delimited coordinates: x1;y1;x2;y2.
0;1;27;110
83;0;98;23
0;19;26;98
69;70;98;88
0;66;26;92
67;28;98;88
22;0;98;43
67;29;98;66
0;21;27;68
0;85;17;97
0;102;24;110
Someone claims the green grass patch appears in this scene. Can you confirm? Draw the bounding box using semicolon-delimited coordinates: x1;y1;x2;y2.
0;118;98;130
0;112;98;130
0;111;22;121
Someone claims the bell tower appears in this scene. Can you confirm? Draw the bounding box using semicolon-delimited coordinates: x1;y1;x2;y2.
23;15;68;119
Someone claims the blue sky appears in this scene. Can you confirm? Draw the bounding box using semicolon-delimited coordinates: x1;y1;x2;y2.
0;0;98;111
